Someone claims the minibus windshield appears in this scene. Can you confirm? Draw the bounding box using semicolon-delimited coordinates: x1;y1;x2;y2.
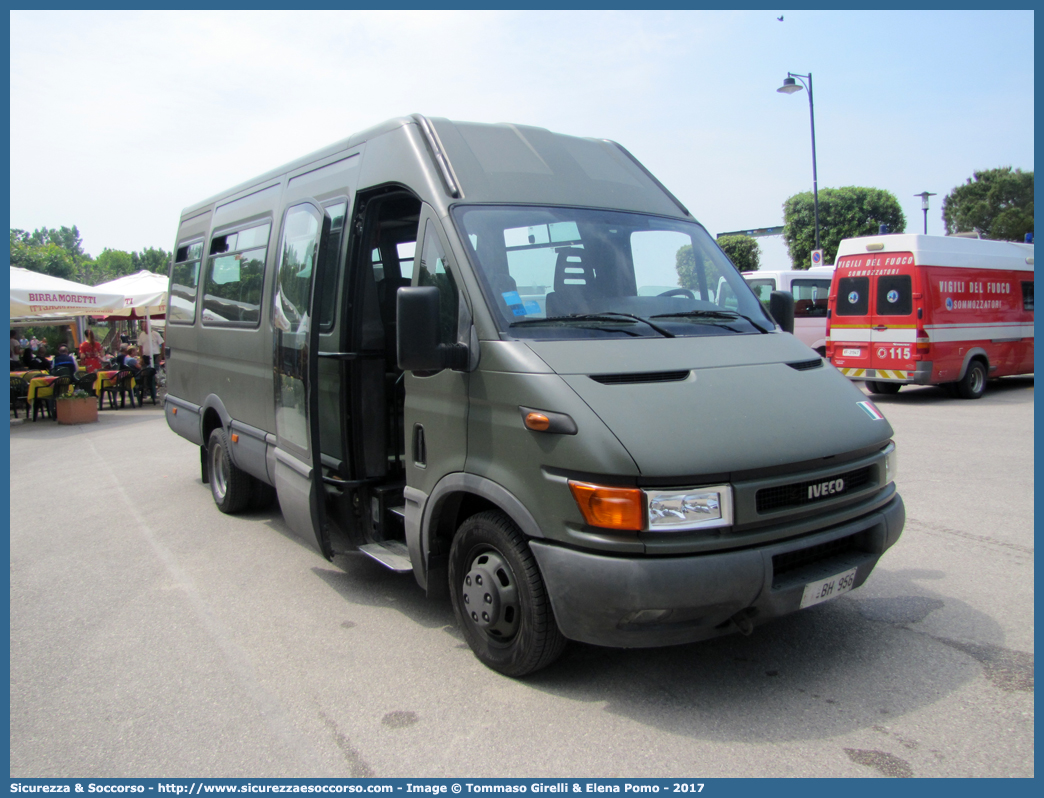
451;205;773;340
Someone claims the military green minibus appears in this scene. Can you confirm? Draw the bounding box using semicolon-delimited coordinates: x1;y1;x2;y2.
164;115;904;675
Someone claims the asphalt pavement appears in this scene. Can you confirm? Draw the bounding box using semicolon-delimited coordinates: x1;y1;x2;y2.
8;377;1034;778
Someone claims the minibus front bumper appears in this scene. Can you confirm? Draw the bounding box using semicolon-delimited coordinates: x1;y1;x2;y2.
529;494;905;648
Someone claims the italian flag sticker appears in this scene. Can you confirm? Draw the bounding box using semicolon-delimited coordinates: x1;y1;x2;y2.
858;401;885;420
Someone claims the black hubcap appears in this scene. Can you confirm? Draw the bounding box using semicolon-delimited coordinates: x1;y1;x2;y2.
462;550;519;641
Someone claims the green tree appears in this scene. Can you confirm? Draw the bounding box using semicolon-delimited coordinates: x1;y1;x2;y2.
13;225;86;260
675;244;697;289
132;246;172;274
93;248;135;281
942;167;1034;241
782;186;906;267
715;234;761;272
9;236;76;279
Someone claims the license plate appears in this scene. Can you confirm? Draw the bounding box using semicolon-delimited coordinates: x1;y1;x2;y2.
842;348;861;357
799;567;857;608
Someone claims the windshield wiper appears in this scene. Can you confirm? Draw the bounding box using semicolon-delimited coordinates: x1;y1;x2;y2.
650;309;772;334
511;313;675;338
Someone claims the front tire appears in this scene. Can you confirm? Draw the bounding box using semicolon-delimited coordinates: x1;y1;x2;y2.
208;428;252;514
957;360;987;399
449;510;566;677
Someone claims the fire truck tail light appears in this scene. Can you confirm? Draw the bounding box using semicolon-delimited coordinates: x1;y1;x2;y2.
915;330;930;353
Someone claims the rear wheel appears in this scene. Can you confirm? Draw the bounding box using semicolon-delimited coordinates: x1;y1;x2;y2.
449;510;566;677
866;381;901;395
957;360;987;399
208;428;252;513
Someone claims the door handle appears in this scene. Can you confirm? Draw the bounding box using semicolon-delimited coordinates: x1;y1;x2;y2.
412;424;426;466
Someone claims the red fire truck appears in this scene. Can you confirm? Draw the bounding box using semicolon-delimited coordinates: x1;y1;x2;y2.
827;234;1034;399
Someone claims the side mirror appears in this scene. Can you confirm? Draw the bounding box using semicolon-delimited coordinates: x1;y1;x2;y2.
769;290;795;334
397;286;467;372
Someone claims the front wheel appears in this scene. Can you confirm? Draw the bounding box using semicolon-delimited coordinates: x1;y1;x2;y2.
957;360;987;399
449;510;566;677
208;428;252;513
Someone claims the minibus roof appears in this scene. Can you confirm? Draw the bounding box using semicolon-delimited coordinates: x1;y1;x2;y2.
836;234;1034;272
181;116;692;222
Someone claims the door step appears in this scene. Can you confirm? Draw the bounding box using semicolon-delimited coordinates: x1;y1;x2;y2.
359;540;412;573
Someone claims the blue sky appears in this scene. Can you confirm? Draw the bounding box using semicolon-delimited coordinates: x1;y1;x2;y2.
9;10;1034;270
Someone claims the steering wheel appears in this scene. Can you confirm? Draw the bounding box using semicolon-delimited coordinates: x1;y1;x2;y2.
658;288;696;299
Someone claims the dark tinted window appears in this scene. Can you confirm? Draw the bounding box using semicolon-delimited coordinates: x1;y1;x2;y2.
876;275;912;316
318;201;347;331
1022;281;1034;311
791;279;831;317
835;276;869;316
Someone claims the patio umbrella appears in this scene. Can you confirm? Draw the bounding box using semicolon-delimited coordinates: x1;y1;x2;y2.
10;266;125;318
93;270;169;318
93;270;170;356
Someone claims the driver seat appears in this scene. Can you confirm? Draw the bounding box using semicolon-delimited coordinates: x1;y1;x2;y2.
545;248;596;317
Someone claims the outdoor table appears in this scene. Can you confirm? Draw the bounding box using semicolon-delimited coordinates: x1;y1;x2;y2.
26;375;59;403
94;370;136;406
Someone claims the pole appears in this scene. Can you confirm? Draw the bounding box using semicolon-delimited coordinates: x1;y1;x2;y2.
923;208;928;235
805;73;820;252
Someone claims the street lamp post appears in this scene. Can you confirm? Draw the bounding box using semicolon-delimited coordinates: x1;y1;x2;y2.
777;72;820;255
915;191;937;235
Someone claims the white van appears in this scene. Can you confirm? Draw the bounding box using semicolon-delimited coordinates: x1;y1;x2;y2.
744;267;835;354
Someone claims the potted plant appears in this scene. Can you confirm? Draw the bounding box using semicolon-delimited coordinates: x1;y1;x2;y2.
56;388;99;425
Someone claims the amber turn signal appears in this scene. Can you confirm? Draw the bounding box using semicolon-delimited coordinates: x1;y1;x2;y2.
524;412;551;432
568;481;644;531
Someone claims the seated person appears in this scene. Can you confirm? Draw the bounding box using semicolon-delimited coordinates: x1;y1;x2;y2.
113;343;129;368
20;347;45;371
124;346;141;372
49;344;79;374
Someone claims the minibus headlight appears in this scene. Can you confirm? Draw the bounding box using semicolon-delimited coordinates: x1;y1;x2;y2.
884;442;898;485
646;486;733;531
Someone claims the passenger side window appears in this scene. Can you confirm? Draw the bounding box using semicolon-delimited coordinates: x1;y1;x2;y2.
791;279;831;317
169;241;203;324
202;223;271;326
416;224;458;344
1022;281;1034;312
274;208;320;336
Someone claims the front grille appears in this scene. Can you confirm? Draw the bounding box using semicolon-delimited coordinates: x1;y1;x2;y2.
590;370;690;385
772;534;860;577
756;465;873;513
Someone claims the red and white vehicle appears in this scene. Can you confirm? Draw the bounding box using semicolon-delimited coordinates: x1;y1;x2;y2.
827;234;1034;399
743;266;835;355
